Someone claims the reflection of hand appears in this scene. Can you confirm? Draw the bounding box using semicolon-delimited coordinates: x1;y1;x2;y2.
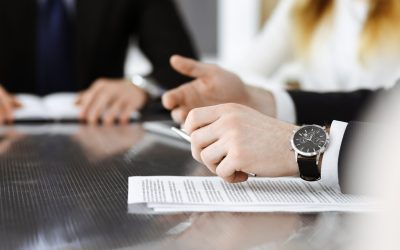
0;129;24;155
72;125;144;161
162;55;276;124
184;103;299;183
0;85;22;124
170;213;301;250
76;78;148;125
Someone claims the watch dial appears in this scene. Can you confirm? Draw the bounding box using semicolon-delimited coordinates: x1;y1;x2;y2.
293;126;327;154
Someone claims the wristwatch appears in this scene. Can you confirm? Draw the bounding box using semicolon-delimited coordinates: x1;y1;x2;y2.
290;125;330;181
129;75;164;99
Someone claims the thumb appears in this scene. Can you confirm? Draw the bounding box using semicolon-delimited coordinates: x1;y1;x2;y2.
12;98;22;108
170;55;209;78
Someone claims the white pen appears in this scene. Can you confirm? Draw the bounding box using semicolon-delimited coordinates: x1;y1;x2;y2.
171;127;192;143
171;127;257;177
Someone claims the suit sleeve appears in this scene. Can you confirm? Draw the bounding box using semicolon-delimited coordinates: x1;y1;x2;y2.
136;0;198;89
336;122;383;195
288;89;379;125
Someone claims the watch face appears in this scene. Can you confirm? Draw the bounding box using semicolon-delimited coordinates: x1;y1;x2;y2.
292;125;328;156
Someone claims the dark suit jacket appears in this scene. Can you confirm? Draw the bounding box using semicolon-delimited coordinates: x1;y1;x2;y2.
288;84;399;194
288;89;377;126
0;0;197;95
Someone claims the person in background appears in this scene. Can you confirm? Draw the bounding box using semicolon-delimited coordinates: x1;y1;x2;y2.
162;55;398;194
227;0;400;92
0;0;197;125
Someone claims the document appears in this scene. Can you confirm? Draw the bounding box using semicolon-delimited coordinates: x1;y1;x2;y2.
13;93;139;122
128;176;375;214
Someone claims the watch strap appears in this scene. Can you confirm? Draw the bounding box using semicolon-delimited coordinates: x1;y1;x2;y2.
298;156;321;181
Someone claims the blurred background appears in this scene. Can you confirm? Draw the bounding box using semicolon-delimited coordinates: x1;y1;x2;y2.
125;0;276;77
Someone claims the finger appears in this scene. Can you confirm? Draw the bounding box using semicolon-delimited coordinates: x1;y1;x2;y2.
11;97;22;108
86;93;112;125
0;93;13;122
0;103;6;125
184;105;224;134
79;84;104;119
199;140;227;175
171;107;189;124
216;156;249;183
170;55;210;78
162;87;185;110
80;89;101;119
119;103;136;125
75;92;84;105
190;121;220;158
102;100;125;126
230;171;249;183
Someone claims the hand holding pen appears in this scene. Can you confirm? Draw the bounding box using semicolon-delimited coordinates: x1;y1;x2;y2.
171;127;257;178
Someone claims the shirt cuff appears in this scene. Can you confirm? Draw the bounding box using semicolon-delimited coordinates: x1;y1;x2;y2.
320;120;348;191
267;86;297;124
238;74;296;124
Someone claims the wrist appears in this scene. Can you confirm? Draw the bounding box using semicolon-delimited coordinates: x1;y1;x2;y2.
125;79;150;109
284;124;300;176
245;86;277;117
129;75;163;100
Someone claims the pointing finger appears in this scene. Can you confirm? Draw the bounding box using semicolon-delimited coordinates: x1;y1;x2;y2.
170;55;211;78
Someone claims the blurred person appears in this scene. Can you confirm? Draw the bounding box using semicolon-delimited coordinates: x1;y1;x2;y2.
163;55;399;194
227;0;400;92
0;0;197;125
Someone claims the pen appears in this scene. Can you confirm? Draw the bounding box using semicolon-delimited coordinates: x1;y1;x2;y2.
171;127;192;143
171;127;257;177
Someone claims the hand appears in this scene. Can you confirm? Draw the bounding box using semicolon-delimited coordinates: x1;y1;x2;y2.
76;78;148;125
72;125;144;162
168;213;301;249
183;103;299;183
0;85;21;124
162;55;276;124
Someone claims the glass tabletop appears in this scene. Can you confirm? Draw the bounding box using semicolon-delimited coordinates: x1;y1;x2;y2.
0;123;363;250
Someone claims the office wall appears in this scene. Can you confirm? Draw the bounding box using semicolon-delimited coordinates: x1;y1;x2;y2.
125;0;278;76
175;0;218;57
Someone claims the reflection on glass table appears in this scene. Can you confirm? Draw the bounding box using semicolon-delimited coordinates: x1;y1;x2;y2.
0;124;362;250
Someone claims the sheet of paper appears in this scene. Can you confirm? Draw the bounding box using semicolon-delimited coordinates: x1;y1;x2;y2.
14;94;48;120
128;176;375;214
14;92;141;121
43;93;80;120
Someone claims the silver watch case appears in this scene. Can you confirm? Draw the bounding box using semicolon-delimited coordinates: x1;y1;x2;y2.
290;125;330;160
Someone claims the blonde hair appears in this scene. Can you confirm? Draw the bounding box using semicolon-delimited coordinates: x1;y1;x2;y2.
292;0;400;61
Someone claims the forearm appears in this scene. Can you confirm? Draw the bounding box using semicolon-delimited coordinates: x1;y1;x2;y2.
288;89;377;125
137;0;198;89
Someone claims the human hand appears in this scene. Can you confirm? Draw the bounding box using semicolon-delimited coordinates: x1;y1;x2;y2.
0;85;21;124
76;78;148;125
72;125;144;162
168;213;300;250
162;55;275;124
183;103;299;183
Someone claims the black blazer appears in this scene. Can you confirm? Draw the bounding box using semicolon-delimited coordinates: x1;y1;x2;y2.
288;89;377;125
0;0;197;95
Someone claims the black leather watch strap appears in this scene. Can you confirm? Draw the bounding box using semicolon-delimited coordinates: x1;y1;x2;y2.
298;156;321;181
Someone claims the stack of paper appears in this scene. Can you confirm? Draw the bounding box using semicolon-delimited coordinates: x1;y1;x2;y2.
127;176;375;214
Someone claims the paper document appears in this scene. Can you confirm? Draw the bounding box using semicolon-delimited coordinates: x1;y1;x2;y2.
128;176;375;214
13;93;140;122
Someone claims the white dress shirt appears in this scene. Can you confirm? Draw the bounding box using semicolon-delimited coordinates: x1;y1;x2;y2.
226;0;400;92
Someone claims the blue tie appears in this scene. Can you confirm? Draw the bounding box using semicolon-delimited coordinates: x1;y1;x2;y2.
36;0;75;96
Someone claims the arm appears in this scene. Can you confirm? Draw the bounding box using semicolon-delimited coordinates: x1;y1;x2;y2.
137;0;198;89
288;89;379;125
